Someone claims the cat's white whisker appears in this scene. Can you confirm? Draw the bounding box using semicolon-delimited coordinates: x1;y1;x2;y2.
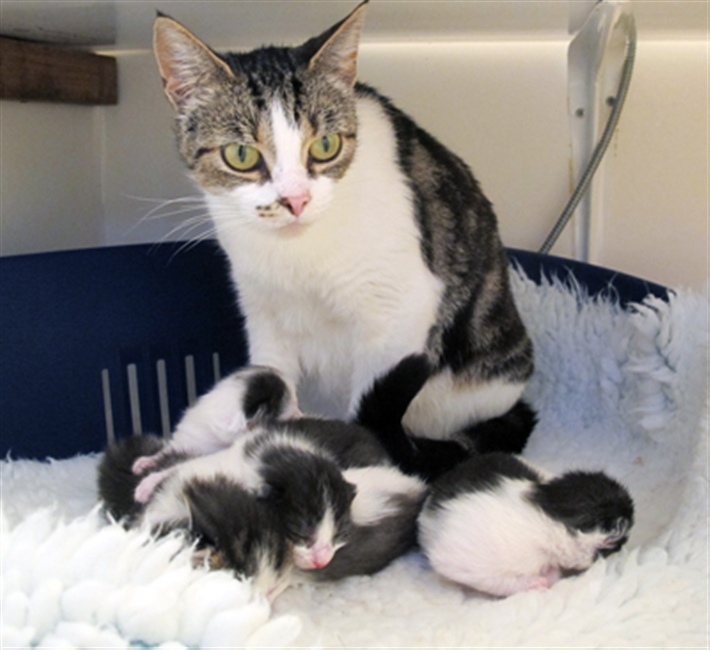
152;214;214;243
142;204;209;222
129;194;206;221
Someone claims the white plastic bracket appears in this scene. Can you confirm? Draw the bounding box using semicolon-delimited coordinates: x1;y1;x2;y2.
567;0;635;262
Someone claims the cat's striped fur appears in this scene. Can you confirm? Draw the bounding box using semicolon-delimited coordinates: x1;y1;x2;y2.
153;1;535;452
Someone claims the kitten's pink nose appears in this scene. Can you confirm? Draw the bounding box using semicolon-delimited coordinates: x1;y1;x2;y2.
279;192;311;217
312;542;336;568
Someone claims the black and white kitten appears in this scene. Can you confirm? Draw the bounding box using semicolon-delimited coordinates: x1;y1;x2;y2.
183;476;293;601
131;365;300;477
417;453;634;598
99;427;356;573
98;434;293;600
354;354;633;594
153;0;535;453
307;463;427;582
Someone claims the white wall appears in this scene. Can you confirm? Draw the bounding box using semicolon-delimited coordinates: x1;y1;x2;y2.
0;102;104;254
602;39;707;289
0;1;706;292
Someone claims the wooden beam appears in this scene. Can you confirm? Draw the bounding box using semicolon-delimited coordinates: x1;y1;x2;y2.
0;37;117;105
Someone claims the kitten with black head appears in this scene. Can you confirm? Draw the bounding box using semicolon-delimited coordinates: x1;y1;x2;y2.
131;364;300;479
251;438;355;570
134;426;356;572
417;453;634;597
153;0;535;454
185;477;293;601
306;464;427;582
98;436;293;600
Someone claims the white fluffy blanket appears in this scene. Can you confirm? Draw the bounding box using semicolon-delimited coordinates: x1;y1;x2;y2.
2;270;707;649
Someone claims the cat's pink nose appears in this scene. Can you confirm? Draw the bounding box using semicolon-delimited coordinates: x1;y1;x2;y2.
280;192;311;217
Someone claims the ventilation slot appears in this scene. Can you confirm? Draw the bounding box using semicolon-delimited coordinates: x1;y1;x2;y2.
213;352;222;384
127;363;143;434
102;351;225;444
156;359;171;438
101;369;115;445
185;354;197;406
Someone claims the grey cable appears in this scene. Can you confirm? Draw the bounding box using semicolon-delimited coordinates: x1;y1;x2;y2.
539;17;637;255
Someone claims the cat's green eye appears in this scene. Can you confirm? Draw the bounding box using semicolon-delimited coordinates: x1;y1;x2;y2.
309;134;342;163
221;143;262;172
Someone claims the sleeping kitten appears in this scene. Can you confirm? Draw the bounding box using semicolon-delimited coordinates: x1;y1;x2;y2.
130;363;387;503
245;429;356;569
184;476;293;601
306;464;427;581
98;435;293;600
417;453;634;597
153;0;535;453
131;364;300;477
146;428;356;571
100;428;356;572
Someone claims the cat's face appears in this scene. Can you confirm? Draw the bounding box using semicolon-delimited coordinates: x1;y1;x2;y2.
154;3;367;232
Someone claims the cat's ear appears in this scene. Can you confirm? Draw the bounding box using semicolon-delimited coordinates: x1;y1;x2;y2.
307;0;368;89
153;14;238;111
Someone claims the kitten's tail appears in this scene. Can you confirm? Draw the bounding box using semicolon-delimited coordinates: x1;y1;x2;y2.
355;355;467;481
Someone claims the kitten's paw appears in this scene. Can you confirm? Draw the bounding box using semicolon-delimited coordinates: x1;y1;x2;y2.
132;455;158;475
497;574;552;595
528;575;552;591
134;471;168;504
540;566;562;586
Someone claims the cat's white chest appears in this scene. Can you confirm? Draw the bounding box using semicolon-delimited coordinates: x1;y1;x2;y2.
209;96;443;415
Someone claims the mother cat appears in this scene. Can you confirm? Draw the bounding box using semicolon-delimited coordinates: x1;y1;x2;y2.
154;1;535;452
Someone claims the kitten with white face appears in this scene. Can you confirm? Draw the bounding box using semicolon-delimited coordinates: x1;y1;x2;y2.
154;1;535;452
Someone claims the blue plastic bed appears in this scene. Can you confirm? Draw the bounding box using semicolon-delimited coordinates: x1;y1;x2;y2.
0;241;668;460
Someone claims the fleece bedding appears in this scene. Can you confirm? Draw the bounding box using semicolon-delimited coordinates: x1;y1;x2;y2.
1;268;707;649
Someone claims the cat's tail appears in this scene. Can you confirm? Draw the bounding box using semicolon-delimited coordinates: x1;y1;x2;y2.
355;355;538;482
459;399;537;455
355;354;468;481
356;354;431;434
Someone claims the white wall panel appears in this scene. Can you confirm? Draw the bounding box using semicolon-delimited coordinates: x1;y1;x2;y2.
0;102;103;255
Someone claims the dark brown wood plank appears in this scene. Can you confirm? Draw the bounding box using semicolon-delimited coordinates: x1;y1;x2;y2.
0;37;117;105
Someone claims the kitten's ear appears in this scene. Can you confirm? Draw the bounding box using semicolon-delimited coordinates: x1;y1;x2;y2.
153;14;238;110
307;0;368;88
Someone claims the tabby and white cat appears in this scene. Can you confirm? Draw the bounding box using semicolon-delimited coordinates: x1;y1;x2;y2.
154;1;535;451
